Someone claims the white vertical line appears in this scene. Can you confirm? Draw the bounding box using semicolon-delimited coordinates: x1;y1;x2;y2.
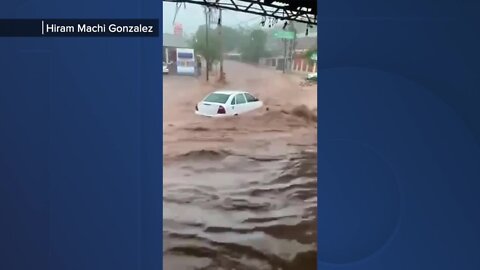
41;20;45;35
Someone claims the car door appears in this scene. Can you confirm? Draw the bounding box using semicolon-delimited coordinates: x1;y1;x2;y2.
233;93;248;114
229;95;237;114
244;93;262;111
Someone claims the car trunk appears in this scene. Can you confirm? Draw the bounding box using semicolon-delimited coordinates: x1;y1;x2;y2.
197;102;223;116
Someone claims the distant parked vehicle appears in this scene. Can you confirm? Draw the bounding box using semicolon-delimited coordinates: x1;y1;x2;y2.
176;48;195;75
163;62;169;74
306;72;317;81
195;90;263;117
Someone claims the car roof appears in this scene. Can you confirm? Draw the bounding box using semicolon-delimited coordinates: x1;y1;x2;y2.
213;90;247;95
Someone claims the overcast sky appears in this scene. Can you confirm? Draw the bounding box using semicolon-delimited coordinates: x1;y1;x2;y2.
163;2;262;35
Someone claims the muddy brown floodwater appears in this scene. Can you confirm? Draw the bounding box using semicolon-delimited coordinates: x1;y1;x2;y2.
163;61;317;270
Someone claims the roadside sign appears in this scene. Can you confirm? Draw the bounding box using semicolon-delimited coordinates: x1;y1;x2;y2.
273;30;295;40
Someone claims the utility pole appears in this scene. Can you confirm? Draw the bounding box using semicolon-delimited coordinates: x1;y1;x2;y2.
205;7;210;81
290;24;297;73
218;9;224;82
283;38;287;74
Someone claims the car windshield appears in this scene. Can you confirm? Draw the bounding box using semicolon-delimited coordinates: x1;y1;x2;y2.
203;93;230;104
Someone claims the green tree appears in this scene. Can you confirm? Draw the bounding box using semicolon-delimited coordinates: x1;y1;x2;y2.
239;29;268;63
221;26;241;52
191;25;221;65
191;25;245;72
304;48;317;65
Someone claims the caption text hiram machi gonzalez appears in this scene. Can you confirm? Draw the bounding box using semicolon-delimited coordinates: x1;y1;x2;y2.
42;22;154;34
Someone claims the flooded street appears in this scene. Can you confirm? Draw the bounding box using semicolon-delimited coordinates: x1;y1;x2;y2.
163;61;317;270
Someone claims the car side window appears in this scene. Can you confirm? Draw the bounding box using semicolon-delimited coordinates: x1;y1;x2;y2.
230;96;236;105
245;93;257;102
235;94;246;104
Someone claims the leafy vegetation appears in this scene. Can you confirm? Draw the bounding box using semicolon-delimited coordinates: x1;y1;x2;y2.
239;29;268;63
190;25;221;64
304;48;317;64
191;25;270;64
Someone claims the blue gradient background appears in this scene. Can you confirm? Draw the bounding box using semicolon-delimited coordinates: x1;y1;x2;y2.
1;0;480;270
317;1;480;269
0;1;162;269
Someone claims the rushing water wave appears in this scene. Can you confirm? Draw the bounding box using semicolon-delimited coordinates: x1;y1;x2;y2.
163;149;317;270
163;60;317;270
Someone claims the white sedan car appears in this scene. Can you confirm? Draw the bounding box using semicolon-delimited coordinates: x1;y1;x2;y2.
195;90;263;117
